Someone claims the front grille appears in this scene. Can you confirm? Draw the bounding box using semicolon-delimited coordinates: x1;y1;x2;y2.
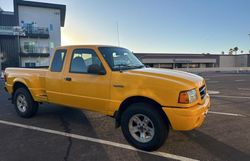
199;85;206;99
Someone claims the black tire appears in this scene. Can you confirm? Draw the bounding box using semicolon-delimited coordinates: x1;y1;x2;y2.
121;102;169;151
13;88;38;118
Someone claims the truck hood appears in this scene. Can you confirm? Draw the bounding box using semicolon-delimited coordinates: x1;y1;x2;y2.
127;68;204;88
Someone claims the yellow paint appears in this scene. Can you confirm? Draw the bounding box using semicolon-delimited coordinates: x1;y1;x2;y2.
5;45;210;131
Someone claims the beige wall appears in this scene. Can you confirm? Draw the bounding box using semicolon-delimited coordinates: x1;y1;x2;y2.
220;55;248;67
235;55;248;67
219;56;236;67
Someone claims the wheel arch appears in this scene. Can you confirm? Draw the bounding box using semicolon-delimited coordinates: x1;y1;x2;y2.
12;81;31;103
114;96;170;128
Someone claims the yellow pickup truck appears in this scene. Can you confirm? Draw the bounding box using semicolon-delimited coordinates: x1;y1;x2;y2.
4;45;210;151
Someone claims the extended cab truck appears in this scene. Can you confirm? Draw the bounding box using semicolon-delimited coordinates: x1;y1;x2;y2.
4;45;210;151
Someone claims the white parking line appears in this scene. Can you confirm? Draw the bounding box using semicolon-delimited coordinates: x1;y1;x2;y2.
235;80;245;82
208;90;220;95
207;81;219;83
205;74;250;78
238;88;250;91
208;111;246;117
0;120;198;161
211;95;250;99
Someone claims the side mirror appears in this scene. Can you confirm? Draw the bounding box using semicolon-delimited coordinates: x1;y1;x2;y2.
88;64;106;75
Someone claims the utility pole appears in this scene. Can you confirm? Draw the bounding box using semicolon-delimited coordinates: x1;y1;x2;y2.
248;34;250;53
116;22;120;46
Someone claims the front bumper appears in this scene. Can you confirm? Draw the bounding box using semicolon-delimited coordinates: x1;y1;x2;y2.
163;94;210;131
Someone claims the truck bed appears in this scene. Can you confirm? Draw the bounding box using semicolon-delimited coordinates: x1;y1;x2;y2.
5;68;49;101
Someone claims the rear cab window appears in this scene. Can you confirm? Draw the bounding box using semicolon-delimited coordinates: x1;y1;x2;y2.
50;49;67;72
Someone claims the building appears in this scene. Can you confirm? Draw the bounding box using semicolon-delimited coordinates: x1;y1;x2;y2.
135;53;250;69
0;0;66;69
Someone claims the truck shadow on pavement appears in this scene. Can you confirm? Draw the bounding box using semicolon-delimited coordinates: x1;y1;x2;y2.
36;105;113;161
37;105;174;161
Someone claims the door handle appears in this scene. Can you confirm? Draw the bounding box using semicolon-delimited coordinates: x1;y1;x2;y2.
64;77;72;81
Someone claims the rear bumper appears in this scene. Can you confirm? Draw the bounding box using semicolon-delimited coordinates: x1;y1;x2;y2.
163;94;210;131
4;86;7;92
5;83;12;94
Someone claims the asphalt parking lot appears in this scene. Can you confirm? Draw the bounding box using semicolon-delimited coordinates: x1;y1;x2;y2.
0;73;250;161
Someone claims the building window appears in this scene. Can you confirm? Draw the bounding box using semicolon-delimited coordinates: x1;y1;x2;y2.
50;24;53;31
23;42;36;53
25;62;36;68
181;63;200;68
50;42;54;49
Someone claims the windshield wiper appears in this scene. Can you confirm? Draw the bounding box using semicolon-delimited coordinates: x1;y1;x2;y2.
113;64;130;71
113;64;145;71
128;65;145;69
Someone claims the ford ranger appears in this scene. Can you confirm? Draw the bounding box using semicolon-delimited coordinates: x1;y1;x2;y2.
4;45;210;151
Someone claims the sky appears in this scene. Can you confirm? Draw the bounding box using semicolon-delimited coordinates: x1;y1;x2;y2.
1;0;250;54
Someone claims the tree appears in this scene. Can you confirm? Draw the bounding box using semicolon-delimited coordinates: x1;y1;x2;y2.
233;47;239;55
221;51;225;55
229;48;234;55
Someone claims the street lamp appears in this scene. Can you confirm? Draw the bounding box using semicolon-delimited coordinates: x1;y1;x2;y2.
248;34;250;53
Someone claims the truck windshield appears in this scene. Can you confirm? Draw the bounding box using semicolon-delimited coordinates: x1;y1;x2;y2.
99;47;145;71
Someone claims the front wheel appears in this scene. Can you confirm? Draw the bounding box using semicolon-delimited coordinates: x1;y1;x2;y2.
13;88;38;118
121;102;169;151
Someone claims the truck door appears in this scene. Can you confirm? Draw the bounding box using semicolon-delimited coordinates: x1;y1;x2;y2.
60;48;110;114
46;49;67;104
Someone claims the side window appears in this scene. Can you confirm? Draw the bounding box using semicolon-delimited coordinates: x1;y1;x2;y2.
50;49;66;72
70;49;104;74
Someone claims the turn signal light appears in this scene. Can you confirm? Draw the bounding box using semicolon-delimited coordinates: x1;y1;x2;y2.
178;91;189;104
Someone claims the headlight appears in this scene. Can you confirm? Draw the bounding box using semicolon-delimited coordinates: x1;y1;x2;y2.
178;89;197;104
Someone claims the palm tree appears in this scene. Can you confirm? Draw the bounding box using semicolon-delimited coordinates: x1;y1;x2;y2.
233;47;239;55
229;48;234;55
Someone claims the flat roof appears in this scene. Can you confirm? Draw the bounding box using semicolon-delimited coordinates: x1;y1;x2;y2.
14;0;66;27
135;53;250;57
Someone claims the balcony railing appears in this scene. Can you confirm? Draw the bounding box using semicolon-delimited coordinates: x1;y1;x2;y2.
0;26;15;36
20;46;50;57
0;26;49;38
23;27;49;38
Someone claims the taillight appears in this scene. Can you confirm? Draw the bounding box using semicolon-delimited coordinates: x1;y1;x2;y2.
3;72;7;82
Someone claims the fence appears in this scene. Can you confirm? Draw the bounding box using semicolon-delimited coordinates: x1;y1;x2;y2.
177;67;250;73
21;46;50;54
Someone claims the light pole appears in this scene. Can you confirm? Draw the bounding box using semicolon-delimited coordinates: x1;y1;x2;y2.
116;22;120;47
248;34;250;53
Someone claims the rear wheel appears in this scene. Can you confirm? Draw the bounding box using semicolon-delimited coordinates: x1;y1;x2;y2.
13;88;38;118
121;102;169;151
